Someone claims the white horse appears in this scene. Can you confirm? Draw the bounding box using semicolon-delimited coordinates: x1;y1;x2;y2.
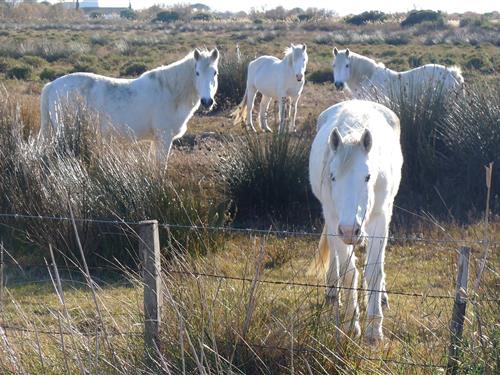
39;48;219;164
233;44;308;132
309;100;403;343
332;47;464;100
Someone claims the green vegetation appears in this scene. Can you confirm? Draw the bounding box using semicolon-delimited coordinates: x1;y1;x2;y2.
401;9;444;27
345;11;387;25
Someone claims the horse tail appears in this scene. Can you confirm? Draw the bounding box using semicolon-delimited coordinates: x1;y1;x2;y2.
39;82;52;139
232;87;248;126
307;225;330;279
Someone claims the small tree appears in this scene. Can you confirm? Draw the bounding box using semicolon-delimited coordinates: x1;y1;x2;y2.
345;10;386;25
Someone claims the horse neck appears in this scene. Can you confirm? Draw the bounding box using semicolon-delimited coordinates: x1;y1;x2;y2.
281;52;294;72
147;56;198;104
350;54;379;86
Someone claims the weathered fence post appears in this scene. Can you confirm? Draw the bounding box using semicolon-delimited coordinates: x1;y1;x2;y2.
139;220;163;370
447;247;470;374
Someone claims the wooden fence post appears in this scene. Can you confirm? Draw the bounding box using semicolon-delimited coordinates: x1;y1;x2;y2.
139;220;163;370
447;247;470;374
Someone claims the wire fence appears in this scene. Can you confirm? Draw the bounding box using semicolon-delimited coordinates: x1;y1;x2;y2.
0;211;497;373
0;212;498;246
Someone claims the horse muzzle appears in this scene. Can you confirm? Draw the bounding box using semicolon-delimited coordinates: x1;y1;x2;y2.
334;82;345;91
201;97;214;109
338;224;362;245
296;74;303;82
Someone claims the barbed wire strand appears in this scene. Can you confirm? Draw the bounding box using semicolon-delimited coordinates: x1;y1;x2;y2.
0;212;497;246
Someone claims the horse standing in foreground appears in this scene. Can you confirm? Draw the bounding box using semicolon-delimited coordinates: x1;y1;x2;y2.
332;47;464;100
309;100;403;343
233;44;308;132
39;48;219;165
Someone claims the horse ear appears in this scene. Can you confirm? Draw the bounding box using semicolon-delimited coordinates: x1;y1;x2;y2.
333;47;338;56
329;128;342;152
345;48;350;57
361;129;372;152
193;49;201;61
210;48;219;62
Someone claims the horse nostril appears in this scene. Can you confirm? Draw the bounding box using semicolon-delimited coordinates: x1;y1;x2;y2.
338;227;344;236
354;228;360;236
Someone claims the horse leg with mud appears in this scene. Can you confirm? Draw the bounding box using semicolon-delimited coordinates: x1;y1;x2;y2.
259;95;273;132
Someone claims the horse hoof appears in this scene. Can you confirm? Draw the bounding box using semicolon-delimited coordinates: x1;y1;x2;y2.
364;325;384;345
264;127;273;133
342;321;361;338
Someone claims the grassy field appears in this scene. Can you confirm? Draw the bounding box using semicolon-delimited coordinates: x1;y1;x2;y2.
0;5;499;374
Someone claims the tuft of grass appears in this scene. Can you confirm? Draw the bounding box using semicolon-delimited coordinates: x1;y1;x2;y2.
221;131;319;228
215;46;252;111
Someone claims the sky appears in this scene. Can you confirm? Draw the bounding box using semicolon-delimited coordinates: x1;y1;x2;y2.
58;1;500;15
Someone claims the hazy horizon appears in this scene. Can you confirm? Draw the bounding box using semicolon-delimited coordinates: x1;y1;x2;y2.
50;0;499;16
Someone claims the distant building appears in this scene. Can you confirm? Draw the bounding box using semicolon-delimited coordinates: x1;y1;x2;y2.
62;0;128;17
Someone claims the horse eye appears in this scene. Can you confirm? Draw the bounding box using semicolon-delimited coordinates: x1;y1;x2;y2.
346;64;349;68
214;71;217;76
365;174;371;182
331;175;336;182
196;71;200;76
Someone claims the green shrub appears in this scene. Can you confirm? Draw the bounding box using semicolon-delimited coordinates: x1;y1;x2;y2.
466;56;493;73
307;69;333;84
120;9;137;20
120;62;147;77
21;55;45;68
221;131;319;227
6;65;32;80
89;11;102;19
401;10;443;27
215;48;252;110
191;12;212;21
154;10;180;23
437;82;500;215
39;67;63;81
345;11;386;25
297;14;312;22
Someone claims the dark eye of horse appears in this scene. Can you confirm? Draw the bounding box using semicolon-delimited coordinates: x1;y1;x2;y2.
196;71;199;76
365;174;371;182
214;71;217;76
331;175;336;182
346;64;349;68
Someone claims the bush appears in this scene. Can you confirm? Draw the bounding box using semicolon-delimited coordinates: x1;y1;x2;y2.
437;82;500;215
120;62;147;77
221;131;319;227
6;65;32;80
401;10;443;27
39;67;63;81
120;9;137;20
89;11;102;19
307;69;333;84
154;10;180;23
215;48;252;110
345;11;386;25
191;12;212;21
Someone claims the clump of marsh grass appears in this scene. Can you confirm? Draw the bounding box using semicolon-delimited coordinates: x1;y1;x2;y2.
0;94;227;266
221;130;319;228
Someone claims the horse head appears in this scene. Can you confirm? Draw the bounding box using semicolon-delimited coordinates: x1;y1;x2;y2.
290;44;308;82
332;47;351;91
193;48;219;109
327;126;374;245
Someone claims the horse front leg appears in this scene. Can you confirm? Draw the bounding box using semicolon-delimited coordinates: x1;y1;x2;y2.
278;96;287;133
337;243;361;338
153;132;173;171
246;86;257;132
289;96;300;132
364;214;389;344
259;95;273;133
